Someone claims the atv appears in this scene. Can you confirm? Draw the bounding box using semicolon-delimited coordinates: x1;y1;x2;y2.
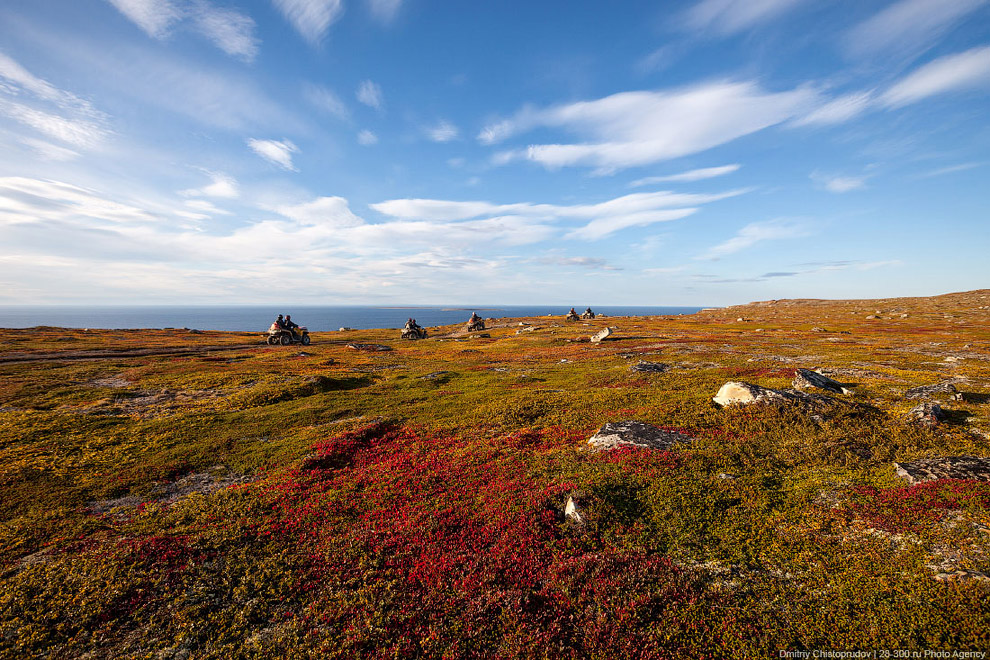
266;323;311;346
401;325;427;340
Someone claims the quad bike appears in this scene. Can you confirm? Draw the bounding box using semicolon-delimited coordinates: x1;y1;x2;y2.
401;325;427;340
266;323;311;346
466;318;485;332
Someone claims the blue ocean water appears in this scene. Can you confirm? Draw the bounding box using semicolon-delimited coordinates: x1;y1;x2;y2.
0;305;707;332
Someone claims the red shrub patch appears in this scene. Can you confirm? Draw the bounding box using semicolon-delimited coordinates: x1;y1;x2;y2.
846;480;990;533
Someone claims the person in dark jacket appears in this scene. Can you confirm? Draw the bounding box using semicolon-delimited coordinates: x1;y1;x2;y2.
284;314;300;336
275;314;286;329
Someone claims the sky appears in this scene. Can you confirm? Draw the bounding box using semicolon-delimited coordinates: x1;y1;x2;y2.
0;0;988;306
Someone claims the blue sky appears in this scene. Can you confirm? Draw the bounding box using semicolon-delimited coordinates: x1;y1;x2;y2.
0;0;988;306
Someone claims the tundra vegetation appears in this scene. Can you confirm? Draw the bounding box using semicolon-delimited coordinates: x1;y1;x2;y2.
1;291;989;657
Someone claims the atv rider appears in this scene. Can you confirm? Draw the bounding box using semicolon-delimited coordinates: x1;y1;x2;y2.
284;314;300;337
275;314;286;329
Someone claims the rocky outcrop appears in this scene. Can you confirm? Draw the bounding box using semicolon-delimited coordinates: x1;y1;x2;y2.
347;343;392;352
590;327;614;344
904;381;959;399
587;420;692;451
713;381;861;419
792;368;847;394
893;456;990;484
631;361;668;373
905;402;947;426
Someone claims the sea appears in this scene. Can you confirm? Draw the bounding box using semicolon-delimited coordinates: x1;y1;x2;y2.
0;305;707;332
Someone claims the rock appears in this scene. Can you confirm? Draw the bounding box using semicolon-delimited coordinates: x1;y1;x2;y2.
713;381;856;417
564;496;584;524
346;343;392;352
419;371;450;380
793;368;845;394
811;327;827;332
905;402;947;426
631;361;668;373
339;327;354;331
590;327;614;344
904;381;959;399
713;381;789;407
893;456;990;484
717;473;737;480
587;420;692;451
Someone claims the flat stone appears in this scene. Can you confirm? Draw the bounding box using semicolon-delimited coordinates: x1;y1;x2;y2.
630;361;668;373
893;456;990;484
793;368;844;394
590;327;614;343
347;343;392;352
587;420;692;451
904;381;959;399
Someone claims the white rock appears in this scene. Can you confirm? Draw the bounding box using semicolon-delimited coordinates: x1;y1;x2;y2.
590;327;614;343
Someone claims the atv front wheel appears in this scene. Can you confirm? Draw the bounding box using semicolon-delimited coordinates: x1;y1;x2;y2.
301;334;311;346
279;334;291;346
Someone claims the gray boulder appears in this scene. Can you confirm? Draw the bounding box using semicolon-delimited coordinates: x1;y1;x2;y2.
793;368;846;394
587;420;692;451
631;361;668;373
904;381;959;400
906;402;947;426
893;456;990;484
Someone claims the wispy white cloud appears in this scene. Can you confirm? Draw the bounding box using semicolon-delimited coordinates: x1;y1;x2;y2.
303;83;349;120
629;164;739;187
105;0;260;60
179;171;239;198
426;120;459;143
791;91;875;126
18;137;81;161
535;255;622;271
479;81;817;171
567;208;697;240
190;2;259;62
0;177;159;226
357;129;378;145
247;138;300;171
356;79;384;110
106;0;183;39
373;189;746;240
183;198;231;216
683;0;805;35
882;45;990;107
272;0;344;45
917;161;985;178
367;0;402;23
699;218;809;259
273;196;364;227
845;0;987;61
811;172;868;193
0;51;110;150
0;98;109;148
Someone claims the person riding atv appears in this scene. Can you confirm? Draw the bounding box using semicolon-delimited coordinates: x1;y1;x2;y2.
565;307;581;322
267;315;311;346
401;317;427;340
465;312;485;332
581;307;596;319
